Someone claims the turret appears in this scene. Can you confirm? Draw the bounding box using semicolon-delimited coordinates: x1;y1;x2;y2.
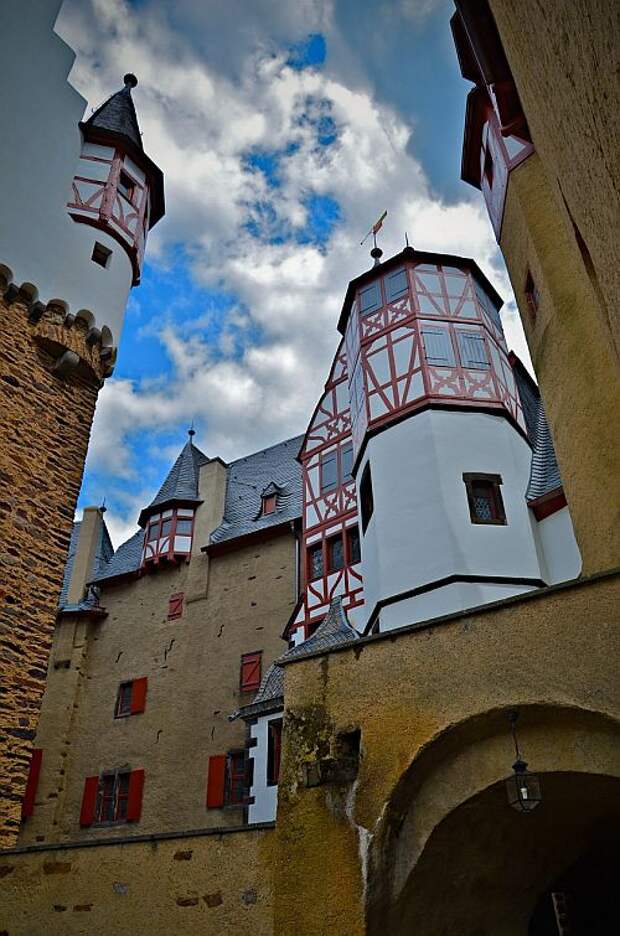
340;246;545;633
67;74;164;347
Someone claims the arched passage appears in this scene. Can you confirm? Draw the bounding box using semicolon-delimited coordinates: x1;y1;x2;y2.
366;705;620;936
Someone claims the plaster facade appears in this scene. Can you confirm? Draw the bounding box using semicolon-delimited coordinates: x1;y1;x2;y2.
0;824;275;935
20;515;297;844
0;293;106;846
500;153;620;575
273;571;620;936
358;409;543;631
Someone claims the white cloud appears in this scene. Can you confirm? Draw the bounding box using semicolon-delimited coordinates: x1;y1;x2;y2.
57;0;531;545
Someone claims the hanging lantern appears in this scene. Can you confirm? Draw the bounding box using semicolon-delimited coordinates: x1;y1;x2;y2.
505;711;542;814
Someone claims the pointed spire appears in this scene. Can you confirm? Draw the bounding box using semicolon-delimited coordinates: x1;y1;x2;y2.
85;74;143;151
138;433;210;527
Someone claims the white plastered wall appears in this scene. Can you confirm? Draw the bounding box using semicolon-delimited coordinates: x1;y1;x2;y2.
358;410;544;632
534;506;582;585
0;0;132;346
248;711;282;824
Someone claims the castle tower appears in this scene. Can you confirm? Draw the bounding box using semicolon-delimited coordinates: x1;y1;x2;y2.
339;246;544;632
0;0;163;845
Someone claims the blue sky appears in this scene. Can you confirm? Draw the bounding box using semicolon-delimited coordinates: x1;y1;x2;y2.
57;0;528;545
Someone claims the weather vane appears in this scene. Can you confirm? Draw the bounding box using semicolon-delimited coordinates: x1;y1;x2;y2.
360;210;387;265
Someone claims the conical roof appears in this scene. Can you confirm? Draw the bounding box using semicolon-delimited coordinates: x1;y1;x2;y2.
281;597;359;661
84;74;143;151
138;434;210;526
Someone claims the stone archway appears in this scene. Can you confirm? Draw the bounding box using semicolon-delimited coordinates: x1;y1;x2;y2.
365;706;620;936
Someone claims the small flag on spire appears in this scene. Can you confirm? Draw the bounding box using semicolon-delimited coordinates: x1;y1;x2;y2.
360;210;388;246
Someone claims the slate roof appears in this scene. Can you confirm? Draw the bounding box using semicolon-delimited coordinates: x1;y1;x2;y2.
231;598;359;721
84;79;143;151
210;435;304;546
59;517;114;612
526;402;563;501
138;436;210;526
511;355;540;443
90;529;144;585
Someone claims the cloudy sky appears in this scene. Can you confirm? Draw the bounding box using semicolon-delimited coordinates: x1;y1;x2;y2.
57;0;530;546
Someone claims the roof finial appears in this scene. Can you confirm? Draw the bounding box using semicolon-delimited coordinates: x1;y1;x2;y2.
123;73;138;90
405;231;409;247
188;421;196;439
361;211;387;267
100;498;107;514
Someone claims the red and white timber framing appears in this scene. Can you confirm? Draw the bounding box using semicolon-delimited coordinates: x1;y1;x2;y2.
344;254;527;458
288;342;365;642
67;145;149;284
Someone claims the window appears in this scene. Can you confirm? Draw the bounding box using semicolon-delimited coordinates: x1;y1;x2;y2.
360;463;374;533
341;444;354;482
91;242;112;269
320;451;338;492
386;267;408;302
327;534;344;573
347;525;361;564
118;169;135;204
114;678;147;718
240;652;262;692
81;770;147;826
142;509;195;566
463;473;506;525
457;331;490;369
524;268;540;319
262;493;277;515
483;146;494;187
359;281;381;315
320;444;353;494
421;327;456;366
226;751;246;805
168;593;184;619
308;543;324;581
21;748;43;819
267;719;283;786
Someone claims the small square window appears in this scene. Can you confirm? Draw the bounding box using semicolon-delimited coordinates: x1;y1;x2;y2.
524;269;540;320
320;451;338;493
386;268;408;302
327;534;344;573
168;593;184;619
421;327;456;366
341;444;354;483
95;770;130;824
347;526;361;564
359;281;381;315
226;751;246;805
92;242;112;269
463;473;506;525
118;170;135;203
240;652;262;692
308;543;324;581
115;682;133;718
267;719;283;786
360;463;374;534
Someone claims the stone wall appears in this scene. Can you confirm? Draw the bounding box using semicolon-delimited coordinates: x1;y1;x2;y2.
0;291;105;846
0;823;274;935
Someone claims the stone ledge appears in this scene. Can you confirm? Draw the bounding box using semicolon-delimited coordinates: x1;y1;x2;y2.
1;821;276;856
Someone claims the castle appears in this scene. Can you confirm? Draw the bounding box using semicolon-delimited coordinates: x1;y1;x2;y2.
1;0;618;934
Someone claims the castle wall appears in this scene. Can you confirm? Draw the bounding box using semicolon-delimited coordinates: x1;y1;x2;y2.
20;527;297;845
272;571;620;936
499;154;620;575
0;293;105;846
0;824;275;935
489;0;620;364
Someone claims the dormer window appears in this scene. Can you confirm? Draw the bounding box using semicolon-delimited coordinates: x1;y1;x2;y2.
142;507;195;566
262;494;277;516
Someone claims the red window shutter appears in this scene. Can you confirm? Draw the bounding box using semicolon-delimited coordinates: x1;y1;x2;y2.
21;748;43;818
126;769;145;822
168;593;184;619
240;652;262;691
206;755;226;808
130;677;148;715
79;776;99;827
